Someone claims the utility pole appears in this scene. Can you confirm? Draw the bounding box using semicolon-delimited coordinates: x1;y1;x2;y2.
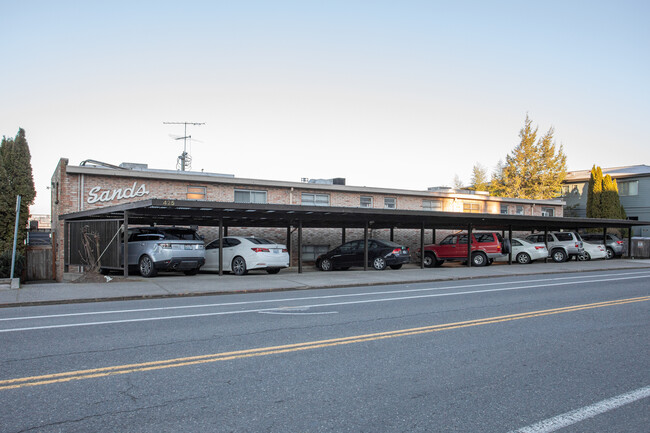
163;121;205;171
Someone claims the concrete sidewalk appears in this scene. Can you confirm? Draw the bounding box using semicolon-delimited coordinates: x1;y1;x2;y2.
2;259;650;307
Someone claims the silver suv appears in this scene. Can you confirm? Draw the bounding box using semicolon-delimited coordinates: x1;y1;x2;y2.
525;231;584;263
580;233;624;259
125;227;205;277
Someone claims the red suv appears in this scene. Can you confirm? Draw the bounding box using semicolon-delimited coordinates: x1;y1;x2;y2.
420;232;510;267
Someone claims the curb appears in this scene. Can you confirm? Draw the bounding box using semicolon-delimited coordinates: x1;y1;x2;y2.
3;265;650;308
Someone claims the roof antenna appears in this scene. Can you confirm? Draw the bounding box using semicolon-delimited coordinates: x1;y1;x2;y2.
163;121;205;171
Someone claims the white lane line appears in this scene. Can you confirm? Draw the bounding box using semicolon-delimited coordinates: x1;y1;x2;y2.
258;311;339;316
509;385;650;433
0;274;648;333
2;270;649;322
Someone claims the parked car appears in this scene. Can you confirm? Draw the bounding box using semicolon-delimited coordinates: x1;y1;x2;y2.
524;232;584;263
494;238;548;264
203;236;289;275
316;239;410;271
578;242;607;261
419;232;510;267
580;233;625;259
121;227;205;278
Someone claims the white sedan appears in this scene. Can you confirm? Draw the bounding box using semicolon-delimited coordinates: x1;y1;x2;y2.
203;236;290;275
578;242;607;261
495;238;548;264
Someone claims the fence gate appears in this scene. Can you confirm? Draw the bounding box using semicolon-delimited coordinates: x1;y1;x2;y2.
66;220;123;270
26;245;54;281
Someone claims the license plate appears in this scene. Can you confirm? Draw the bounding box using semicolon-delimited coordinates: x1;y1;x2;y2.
184;245;192;250
273;249;279;254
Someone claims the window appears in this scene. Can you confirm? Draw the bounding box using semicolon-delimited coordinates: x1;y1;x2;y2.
618;180;638;196
235;189;267;204
516;205;524;215
360;196;373;208
302;193;330;206
384;197;396;209
187;186;206;200
541;207;555;217
423;200;442;211
475;233;495;243
554;232;573;242
440;235;457;245
463;203;480;213
500;204;509;214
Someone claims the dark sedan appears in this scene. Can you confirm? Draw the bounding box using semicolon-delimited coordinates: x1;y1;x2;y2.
316;239;410;271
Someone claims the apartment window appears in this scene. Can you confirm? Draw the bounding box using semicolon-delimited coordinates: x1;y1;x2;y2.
516;205;524;215
187;185;207;200
618;180;638;196
234;189;267;204
541;207;555;217
500;204;509;214
463;203;480;213
423;200;442;211
384;197;396;209
302;193;330;206
360;196;373;208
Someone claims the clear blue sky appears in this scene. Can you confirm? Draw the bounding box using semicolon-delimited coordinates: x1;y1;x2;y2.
2;0;649;214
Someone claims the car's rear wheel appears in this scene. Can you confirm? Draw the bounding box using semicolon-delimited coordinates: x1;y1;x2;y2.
471;252;487;267
320;258;333;271
373;257;387;270
551;249;567;263
389;264;402;270
423;253;435;268
266;268;281;274
139;255;157;278
606;248;615;260
232;256;248;276
516;252;532;264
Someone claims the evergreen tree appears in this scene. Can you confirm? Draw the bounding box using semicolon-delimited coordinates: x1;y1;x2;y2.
490;115;567;199
586;165;603;218
0;128;36;254
601;175;624;219
469;163;489;191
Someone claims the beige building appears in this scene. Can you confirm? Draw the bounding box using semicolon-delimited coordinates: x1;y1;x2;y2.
51;158;565;278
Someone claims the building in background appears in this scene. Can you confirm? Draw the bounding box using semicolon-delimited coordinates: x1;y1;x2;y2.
562;165;650;236
51;158;565;277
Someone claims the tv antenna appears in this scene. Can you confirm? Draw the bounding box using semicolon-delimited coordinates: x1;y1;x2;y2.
163;121;205;171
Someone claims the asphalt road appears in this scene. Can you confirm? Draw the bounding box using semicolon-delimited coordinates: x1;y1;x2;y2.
1;269;649;432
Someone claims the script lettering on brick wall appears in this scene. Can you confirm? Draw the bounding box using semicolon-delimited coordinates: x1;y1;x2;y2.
87;182;150;204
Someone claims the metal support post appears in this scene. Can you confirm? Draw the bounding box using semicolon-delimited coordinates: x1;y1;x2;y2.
123;211;129;277
420;223;425;269
467;224;473;267
363;221;369;271
219;218;224;276
298;220;303;273
508;225;513;265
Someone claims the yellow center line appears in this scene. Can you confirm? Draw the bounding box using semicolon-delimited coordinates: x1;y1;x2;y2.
1;296;648;391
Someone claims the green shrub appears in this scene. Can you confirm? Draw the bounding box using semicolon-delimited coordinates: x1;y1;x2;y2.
0;251;24;279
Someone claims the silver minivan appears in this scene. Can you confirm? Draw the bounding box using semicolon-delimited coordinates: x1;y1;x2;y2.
125;227;205;277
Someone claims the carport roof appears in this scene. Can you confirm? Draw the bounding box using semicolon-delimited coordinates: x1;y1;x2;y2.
59;198;648;231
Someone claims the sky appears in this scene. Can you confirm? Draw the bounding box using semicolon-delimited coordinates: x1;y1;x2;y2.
2;0;649;214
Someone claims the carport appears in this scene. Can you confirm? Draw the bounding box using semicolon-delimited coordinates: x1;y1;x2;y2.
60;198;648;277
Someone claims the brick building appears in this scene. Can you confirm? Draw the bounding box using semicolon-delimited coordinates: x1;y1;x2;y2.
51;158;565;278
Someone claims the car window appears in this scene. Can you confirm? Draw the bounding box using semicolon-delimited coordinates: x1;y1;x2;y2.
369;240;380;250
206;240;219;250
136;233;164;241
374;240;402;248
458;235;468;244
475;233;494;243
554;233;573;242
340;240;361;253
227;238;241;247
247;238;273;245
512;239;522;247
440;236;457;245
161;229;200;240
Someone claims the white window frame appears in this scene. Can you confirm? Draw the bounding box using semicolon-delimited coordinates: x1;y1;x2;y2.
234;189;267;204
541;207;555;217
187;185;207;200
618;180;638;196
360;196;373;208
500;204;509;215
516;205;524;215
423;200;442;211
302;193;330;206
384;197;396;209
463;202;480;213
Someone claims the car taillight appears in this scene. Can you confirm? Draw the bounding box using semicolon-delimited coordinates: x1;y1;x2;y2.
282;248;288;253
251;248;270;253
391;248;402;255
535;246;546;250
616;241;624;245
158;243;172;249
